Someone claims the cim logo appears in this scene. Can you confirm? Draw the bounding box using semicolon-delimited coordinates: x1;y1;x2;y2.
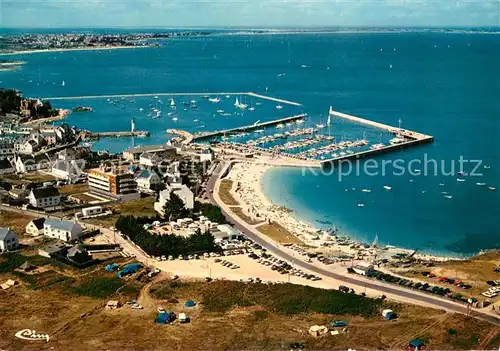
14;329;50;342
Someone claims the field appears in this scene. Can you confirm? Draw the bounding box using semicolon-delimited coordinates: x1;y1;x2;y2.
1;260;498;350
218;179;239;206
257;222;305;245
86;197;157;227
58;183;89;195
0;210;36;234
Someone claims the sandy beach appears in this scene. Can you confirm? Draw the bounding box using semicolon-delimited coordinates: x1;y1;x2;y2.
226;161;463;262
0;45;154;56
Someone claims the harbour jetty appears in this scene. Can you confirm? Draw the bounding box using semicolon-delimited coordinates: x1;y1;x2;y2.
192;113;307;142
79;130;150;140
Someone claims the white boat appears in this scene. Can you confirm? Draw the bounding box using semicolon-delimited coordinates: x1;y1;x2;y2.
276;104;283;109
444;195;453;199
208;97;221;103
383;185;392;190
172;117;178;121
361;189;371;193
193;119;199;123
234;98;248;109
61;80;65;86
316;124;325;129
332;153;339;158
476;182;486;186
457;178;466;182
167;112;174;116
255;102;262;106
296;119;304;124
139;108;144;111
276;123;284;128
484;165;491;169
248;107;256;111
226;95;231;99
170;98;176;107
390;137;405;145
357;203;365;207
339;151;347;156
489;186;496;191
216;109;224;113
370;143;385;150
438;183;444;187
221;113;232;116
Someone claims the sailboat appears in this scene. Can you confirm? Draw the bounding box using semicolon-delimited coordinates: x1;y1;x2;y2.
170;98;176;108
61;80;66;87
234;97;247;109
276;104;283;109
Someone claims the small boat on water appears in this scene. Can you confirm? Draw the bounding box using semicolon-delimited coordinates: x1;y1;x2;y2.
457;178;466;182
172;117;178;121
361;189;371;193
226;95;231;99
296;119;304;124
357;203;365;207
139;108;144;111
183;101;191;106
276;123;284;128
438;183;445;186
167;112;174;116
216;109;224;113
255;102;262;106
234;98;248;109
441;191;448;195
383;185;392;190
316;124;325;129
208;97;221;103
484;165;491;169
170;98;176;107
220;113;232;116
61;80;66;87
276;104;283;109
248;107;256;111
489;186;496;191
457;171;466;176
193;119;199;123
477;182;486;186
444;195;453;199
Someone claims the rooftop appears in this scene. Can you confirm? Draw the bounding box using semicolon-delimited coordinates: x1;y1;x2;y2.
124;144;175;154
44;218;79;232
0;227;16;241
31;186;60;199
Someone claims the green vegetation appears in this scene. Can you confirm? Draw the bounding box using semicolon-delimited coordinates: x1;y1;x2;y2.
194;201;227;224
151;280;382;317
162;192;188;220
0;88;21;114
115;215;220;256
71;276;124;298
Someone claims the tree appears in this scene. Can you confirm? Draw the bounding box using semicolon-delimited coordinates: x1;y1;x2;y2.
163;192;188;221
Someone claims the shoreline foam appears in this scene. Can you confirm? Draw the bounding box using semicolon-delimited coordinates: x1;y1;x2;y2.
228;161;465;262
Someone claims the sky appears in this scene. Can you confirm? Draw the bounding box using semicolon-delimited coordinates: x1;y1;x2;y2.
0;0;499;28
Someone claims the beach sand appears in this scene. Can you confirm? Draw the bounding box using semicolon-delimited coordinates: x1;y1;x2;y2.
0;45;154;56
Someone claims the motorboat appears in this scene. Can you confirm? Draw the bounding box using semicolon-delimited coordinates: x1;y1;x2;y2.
383;185;392;190
208;97;221;103
276;104;283;109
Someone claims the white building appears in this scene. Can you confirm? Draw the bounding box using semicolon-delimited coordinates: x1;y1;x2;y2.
353;261;374;276
25;218;46;236
139;152;162;167
216;224;240;239
154;184;194;215
0;228;19;252
28;186;61;208
0;141;15;160
17;139;40;154
52;159;85;182
43;218;83;242
136;170;161;191
14;155;51;173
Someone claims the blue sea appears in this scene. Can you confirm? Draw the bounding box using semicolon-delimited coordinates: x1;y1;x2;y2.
1;29;499;256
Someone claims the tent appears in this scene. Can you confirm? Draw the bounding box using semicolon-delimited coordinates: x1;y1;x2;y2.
407;339;426;351
116;263;142;278
105;263;119;272
155;312;175;324
185;300;196;307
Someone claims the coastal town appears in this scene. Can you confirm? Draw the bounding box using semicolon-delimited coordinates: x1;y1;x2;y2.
0;32;210;55
0;86;499;349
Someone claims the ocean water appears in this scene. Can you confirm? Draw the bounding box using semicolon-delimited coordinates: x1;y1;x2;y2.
1;30;499;255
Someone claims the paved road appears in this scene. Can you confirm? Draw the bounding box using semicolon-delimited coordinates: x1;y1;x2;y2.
206;160;500;326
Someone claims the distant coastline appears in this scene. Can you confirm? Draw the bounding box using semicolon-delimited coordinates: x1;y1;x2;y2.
0;45;155;56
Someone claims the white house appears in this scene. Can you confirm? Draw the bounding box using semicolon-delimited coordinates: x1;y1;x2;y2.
136;170;161;191
52;159;85;182
18;139;40;154
353;262;374;276
14;155;52;173
25;218;46;236
28;186;61;208
43;218;83;242
139;152;162;167
0;228;19;252
154;184;194;215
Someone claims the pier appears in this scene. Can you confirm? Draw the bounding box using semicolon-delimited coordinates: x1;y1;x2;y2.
79;130;150;140
320;109;434;166
191;113;307;143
